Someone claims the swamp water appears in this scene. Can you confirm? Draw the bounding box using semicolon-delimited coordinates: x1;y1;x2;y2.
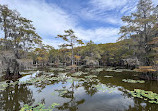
0;68;158;111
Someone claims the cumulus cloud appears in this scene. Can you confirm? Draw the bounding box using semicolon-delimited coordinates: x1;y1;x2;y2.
1;0;118;48
75;27;119;43
1;0;76;37
0;0;120;48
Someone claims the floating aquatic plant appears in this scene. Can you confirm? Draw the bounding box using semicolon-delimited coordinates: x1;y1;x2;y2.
122;79;145;83
48;77;59;81
71;71;83;76
58;72;68;75
94;84;116;93
20;73;67;85
104;76;113;78
50;68;65;72
128;89;158;104
20;103;60;111
84;78;100;83
51;103;60;109
114;69;123;72
84;75;99;83
106;68;133;72
66;77;85;83
0;81;19;91
85;68;92;72
91;68;104;72
106;68;114;72
85;75;97;78
55;89;68;96
71;71;88;77
0;82;8;91
20;71;37;75
20;75;49;84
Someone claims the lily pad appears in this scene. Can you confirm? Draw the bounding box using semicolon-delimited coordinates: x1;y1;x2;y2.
122;79;145;83
104;76;113;78
129;89;158;104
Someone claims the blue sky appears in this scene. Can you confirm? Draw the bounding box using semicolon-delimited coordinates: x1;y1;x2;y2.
1;0;158;48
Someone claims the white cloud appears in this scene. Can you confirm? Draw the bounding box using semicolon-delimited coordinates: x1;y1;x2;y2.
90;0;127;11
80;8;123;26
1;0;76;36
78;0;131;26
42;39;65;49
75;27;119;43
0;0;120;48
153;0;158;6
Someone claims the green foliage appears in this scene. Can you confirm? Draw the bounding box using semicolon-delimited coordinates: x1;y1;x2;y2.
56;29;84;65
20;103;59;111
122;79;145;83
119;0;158;65
94;84;116;93
50;39;134;67
129;89;158;104
91;68;104;72
55;89;68;96
98;40;133;66
80;40;101;65
0;82;8;91
71;71;83;76
0;4;42;51
85;75;97;78
32;45;53;66
104;76;113;78
0;4;42;77
0;81;18;91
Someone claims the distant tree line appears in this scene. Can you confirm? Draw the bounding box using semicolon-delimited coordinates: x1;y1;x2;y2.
1;0;158;79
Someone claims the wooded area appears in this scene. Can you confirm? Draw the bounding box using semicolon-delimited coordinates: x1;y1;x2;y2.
1;0;158;111
0;0;158;80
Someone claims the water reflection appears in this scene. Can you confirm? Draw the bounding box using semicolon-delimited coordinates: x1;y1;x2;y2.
55;80;85;111
1;69;158;111
82;79;98;96
0;83;34;111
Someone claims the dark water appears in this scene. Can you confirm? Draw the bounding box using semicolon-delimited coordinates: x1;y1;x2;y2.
1;68;158;111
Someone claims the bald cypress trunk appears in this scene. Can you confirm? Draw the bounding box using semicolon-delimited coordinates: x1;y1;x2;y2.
3;15;8;50
71;44;74;66
12;60;20;77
